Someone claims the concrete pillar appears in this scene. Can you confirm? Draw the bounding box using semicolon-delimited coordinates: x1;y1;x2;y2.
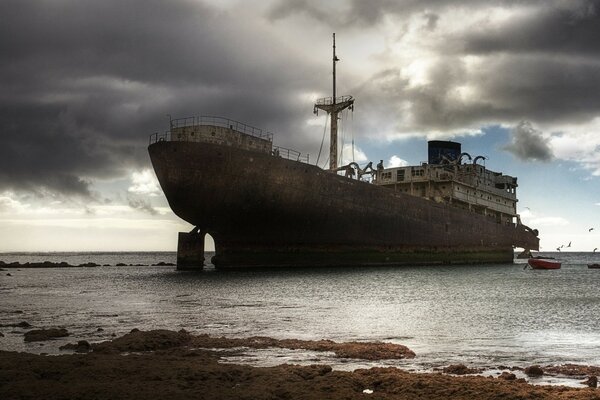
177;231;205;270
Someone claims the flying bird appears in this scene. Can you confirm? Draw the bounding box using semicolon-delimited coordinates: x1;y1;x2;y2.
556;247;561;252
590;227;595;232
567;241;571;248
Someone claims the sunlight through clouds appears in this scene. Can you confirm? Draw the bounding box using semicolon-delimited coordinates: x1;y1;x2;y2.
128;169;161;196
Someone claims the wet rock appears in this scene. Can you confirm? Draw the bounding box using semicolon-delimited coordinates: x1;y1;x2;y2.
97;327;104;332
116;263;127;266
288;364;333;380
93;329;193;353
582;375;598;388
6;273;11;276
524;365;544;377
24;328;69;342
544;364;600;376
60;340;92;353
78;262;99;267
1;261;75;268
442;364;481;375
498;372;516;381
12;310;24;314
0;332;4;337
153;262;176;266
130;328;140;333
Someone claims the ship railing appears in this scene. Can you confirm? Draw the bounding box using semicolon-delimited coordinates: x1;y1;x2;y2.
149;131;171;145
272;146;310;163
315;95;354;106
148;132;311;164
169;116;274;141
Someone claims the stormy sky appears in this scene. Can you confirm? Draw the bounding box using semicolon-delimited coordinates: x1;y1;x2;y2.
1;0;600;251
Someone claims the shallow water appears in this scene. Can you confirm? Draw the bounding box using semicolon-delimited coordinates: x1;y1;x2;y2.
1;251;600;386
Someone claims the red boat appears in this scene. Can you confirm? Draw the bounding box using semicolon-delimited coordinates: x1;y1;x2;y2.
527;257;561;270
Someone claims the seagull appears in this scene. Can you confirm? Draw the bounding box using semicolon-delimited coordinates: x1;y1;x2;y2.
595;248;598;253
590;227;595;232
567;241;571;248
556;247;561;252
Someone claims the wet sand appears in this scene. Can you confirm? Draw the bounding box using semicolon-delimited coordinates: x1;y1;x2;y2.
2;329;600;399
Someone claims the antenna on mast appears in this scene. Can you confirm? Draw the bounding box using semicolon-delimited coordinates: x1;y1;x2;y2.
314;33;354;170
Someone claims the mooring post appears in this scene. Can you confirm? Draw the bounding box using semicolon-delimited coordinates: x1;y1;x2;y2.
176;230;205;270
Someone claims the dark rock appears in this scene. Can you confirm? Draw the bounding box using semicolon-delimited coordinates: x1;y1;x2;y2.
524;365;544;377
97;327;104;332
103;264;110;266
289;364;333;380
60;340;92;353
6;273;11;276
154;261;176;266
582;376;598;388
93;329;193;353
0;332;4;337
116;263;127;266
442;364;480;375
130;328;140;333
16;321;31;328
498;372;517;381
24;328;69;342
12;310;24;314
78;262;99;267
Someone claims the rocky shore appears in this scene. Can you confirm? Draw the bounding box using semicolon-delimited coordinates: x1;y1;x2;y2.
1;329;600;399
0;260;175;268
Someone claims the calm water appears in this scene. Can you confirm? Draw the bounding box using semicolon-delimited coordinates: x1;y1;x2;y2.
2;251;600;386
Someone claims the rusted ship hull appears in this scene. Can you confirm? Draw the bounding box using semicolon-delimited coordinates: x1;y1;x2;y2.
148;140;539;268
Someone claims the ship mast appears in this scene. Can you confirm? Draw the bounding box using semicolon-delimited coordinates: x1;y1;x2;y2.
314;33;354;170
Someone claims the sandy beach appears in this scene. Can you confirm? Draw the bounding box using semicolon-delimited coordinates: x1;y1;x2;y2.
2;329;600;400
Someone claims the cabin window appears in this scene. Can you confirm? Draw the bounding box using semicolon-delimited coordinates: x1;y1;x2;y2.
397;170;405;181
381;172;392;181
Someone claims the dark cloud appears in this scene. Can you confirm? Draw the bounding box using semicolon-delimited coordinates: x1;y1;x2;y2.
3;0;600;201
503;121;553;162
267;0;547;27
465;1;600;55
127;196;158;215
0;0;321;197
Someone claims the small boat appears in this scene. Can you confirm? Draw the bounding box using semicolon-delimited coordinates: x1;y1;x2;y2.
527;257;561;270
588;263;600;269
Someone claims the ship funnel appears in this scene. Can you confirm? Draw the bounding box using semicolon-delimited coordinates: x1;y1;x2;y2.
428;140;461;165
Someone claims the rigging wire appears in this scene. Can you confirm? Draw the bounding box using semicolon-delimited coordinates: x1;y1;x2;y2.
339;108;346;165
316;116;328;166
322;154;330;169
351;108;355;163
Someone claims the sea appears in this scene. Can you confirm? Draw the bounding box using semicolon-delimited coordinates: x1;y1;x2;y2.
2;251;600;387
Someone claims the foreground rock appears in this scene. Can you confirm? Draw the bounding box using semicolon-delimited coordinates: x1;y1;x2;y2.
2;330;600;400
90;329;416;360
24;328;69;342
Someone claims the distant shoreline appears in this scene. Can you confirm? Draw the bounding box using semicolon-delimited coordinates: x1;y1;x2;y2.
0;260;175;268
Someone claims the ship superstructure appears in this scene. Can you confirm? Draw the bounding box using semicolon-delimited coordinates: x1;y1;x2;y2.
374;141;521;227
